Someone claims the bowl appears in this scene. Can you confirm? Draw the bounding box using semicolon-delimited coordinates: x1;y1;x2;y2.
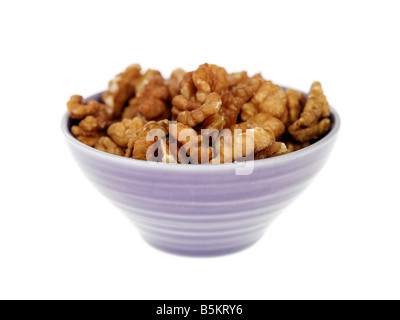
62;91;340;257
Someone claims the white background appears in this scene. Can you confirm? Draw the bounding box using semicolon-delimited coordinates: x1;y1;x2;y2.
0;0;399;300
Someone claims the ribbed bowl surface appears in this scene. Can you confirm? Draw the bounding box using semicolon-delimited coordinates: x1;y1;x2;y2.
62;92;340;256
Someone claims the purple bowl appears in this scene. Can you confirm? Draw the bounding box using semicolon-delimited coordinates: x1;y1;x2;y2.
62;91;340;257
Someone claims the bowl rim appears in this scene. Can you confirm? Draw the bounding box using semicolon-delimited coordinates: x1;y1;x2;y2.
61;92;340;172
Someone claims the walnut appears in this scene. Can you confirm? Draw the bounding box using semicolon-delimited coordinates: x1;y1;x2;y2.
230;114;285;140
124;105;171;122
107;117;146;148
168;123;193;164
295;82;330;127
179;72;196;100
153;107;171;122
228;71;248;87
169;122;213;164
230;122;254;133
217;92;241;129
130;126;175;162
246;113;286;140
285;139;311;153
203;75;264;130
132;69;158;94
67;95;111;146
254;142;288;160
169;122;198;143
183;135;214;164
240;102;258;122
167;68;186;99
78;115;104;132
94;137;124;156
173;67;254;130
128;70;170;120
202;114;225;131
192;63;229;103
247;128;276;154
68;64;331;161
102;64;142;117
175;92;222;127
288;82;331;142
231;74;264;105
213;128;275;163
289;118;331;143
252;81;288;125
131;137;155;160
268;142;288;158
232;74;265;122
171;95;199;113
222;74;264;127
138;95;168;120
67;95;109;121
286;88;306;125
71;125;104;147
158;139;178;163
125;120;169;158
122;103;141;120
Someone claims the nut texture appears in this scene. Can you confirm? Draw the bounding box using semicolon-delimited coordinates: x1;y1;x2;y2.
66;64;332;162
102;64;142;117
288;82;331;142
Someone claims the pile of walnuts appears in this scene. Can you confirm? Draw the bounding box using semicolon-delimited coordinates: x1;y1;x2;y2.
67;63;331;164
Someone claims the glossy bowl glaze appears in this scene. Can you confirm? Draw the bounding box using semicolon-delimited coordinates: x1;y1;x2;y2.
62;92;340;257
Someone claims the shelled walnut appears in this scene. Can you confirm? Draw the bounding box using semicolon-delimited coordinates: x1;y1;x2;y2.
67;63;332;163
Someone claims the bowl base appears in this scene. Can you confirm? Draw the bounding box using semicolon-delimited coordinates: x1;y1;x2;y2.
141;234;265;258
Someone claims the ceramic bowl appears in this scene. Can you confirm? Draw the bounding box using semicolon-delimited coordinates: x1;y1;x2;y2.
62;91;340;257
